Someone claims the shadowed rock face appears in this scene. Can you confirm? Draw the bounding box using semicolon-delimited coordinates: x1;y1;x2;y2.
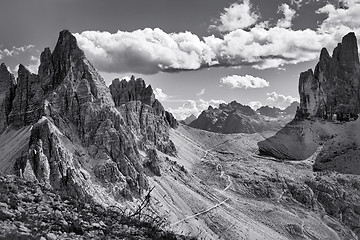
0;30;177;201
0;64;16;133
296;32;360;121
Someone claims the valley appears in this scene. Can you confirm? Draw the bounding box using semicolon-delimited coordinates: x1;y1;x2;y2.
147;124;360;239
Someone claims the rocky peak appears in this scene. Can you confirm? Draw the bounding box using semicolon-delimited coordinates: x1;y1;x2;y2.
51;30;84;84
332;32;359;72
109;76;178;128
0;63;16;133
109;77;155;106
0;63;15;97
7;65;43;127
319;48;331;62
257;105;281;118
220;101;256;116
296;32;360;121
39;30;113;105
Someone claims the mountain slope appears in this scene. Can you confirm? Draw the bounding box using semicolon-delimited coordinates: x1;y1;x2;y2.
143;123;360;239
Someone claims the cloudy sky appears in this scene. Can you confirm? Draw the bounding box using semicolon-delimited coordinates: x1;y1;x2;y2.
1;0;360;119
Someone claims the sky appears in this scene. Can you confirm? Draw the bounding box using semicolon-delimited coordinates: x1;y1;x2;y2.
1;0;360;119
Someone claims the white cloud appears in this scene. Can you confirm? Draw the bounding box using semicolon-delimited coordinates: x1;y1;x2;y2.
277;4;296;28
248;101;263;110
25;56;40;74
210;0;259;32
168;99;226;120
196;88;205;96
220;75;270;89
317;0;360;40
74;29;215;74
74;1;360;74
153;88;169;101
266;92;299;109
290;0;304;8
1;45;35;57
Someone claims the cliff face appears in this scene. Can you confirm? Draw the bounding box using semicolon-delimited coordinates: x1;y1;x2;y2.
109;77;178;128
296;32;360;121
0;30;177;202
0;64;16;133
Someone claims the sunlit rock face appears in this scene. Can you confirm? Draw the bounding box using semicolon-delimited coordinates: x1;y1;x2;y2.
296;32;360;121
0;30;177;201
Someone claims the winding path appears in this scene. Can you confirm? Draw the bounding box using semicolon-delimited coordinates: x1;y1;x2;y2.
170;135;240;227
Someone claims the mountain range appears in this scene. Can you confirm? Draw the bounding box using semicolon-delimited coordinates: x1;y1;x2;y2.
187;101;299;134
1;31;360;240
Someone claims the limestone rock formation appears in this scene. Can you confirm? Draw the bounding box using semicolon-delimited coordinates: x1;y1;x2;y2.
109;77;178;129
296;32;360;121
7;65;44;127
0;30;177;202
0;64;16;133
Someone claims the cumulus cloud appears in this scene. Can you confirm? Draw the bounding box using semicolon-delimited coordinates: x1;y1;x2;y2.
74;0;360;74
0;45;34;57
153;88;169;101
196;88;205;96
277;4;296;28
25;56;40;74
210;0;259;32
74;29;215;74
266;92;299;109
220;75;269;89
317;0;360;40
168;99;226;120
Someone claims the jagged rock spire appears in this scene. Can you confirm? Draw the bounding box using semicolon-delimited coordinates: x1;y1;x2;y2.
296;32;360;121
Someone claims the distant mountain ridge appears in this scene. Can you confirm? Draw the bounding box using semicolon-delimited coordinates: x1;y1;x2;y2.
188;100;296;134
181;114;197;125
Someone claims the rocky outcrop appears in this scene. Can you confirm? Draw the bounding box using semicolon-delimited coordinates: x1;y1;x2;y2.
189;101;289;134
0;30;177;202
296;32;360;121
7;65;44;127
109;77;178;128
0;175;188;240
110;76;155;106
144;148;161;176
